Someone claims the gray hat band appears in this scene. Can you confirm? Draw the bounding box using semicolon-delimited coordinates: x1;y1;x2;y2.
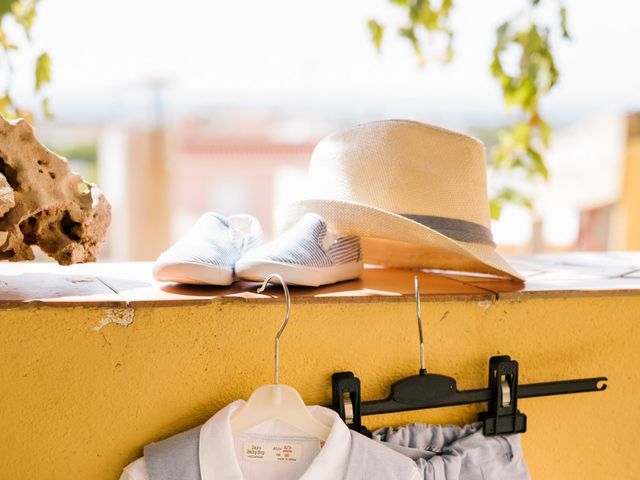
400;214;495;246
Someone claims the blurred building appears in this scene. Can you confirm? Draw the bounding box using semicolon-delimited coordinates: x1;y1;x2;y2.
533;112;640;252
172;121;315;240
98;115;321;261
38;109;640;261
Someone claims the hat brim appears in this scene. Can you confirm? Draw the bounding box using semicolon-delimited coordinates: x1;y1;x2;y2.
278;199;524;281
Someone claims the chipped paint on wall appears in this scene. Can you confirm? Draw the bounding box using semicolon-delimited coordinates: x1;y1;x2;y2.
94;307;134;331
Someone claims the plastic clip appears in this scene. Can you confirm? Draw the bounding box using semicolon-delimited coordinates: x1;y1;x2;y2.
331;372;370;436
478;355;527;436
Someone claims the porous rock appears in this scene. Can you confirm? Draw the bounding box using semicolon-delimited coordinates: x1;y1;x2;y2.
0;116;111;264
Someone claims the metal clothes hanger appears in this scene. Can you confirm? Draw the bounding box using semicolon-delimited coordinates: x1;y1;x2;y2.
331;276;607;436
230;273;331;440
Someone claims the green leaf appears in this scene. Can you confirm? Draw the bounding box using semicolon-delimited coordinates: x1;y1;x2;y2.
527;147;549;180
41;97;53;119
513;123;531;147
438;0;453;17
494;22;510;50
0;93;12;117
407;0;422;23
538;118;551;146
507;78;536;110
366;0;566;216
367;19;385;53
0;29;13;49
376;0;453;68
0;0;19;18
420;6;440;30
11;0;37;36
35;52;51;91
443;34;454;63
398;26;425;65
490;187;534;220
489;198;502;220
560;6;570;39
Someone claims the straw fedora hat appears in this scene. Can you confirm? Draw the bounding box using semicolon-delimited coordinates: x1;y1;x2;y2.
277;119;524;281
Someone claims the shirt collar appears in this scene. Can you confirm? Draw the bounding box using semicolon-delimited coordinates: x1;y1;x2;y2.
199;400;351;480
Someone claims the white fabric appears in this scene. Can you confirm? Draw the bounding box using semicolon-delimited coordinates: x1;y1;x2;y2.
374;422;530;480
120;401;352;480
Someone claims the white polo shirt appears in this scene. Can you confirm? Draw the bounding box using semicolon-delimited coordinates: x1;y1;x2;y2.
120;400;353;480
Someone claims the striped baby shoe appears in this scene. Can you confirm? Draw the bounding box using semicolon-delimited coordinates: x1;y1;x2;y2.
235;212;363;286
153;213;263;285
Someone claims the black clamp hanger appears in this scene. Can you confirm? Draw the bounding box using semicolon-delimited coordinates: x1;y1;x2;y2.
477;355;526;435
331;372;370;436
330;276;606;436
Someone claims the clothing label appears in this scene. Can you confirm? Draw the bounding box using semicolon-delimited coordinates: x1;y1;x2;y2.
243;441;302;462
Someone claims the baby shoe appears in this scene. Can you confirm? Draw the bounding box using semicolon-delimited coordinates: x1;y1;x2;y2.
235;212;363;286
153;213;263;285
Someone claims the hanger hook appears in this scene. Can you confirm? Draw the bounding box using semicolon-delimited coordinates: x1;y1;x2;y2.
415;276;426;374
257;273;290;385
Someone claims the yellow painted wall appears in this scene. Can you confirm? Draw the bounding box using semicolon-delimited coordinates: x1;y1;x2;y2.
1;296;637;479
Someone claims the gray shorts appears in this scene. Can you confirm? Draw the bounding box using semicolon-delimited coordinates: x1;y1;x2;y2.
373;422;530;480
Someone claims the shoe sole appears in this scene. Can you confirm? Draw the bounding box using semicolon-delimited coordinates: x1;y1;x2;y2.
152;261;234;286
235;259;364;287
